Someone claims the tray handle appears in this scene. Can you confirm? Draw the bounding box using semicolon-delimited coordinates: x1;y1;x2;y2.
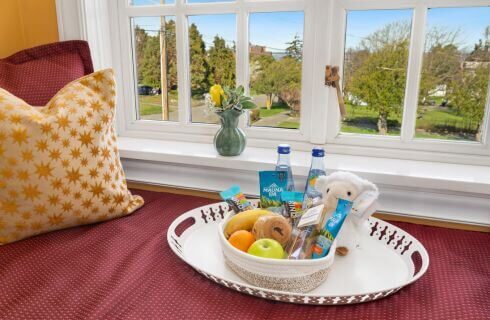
168;214;197;259
411;249;430;280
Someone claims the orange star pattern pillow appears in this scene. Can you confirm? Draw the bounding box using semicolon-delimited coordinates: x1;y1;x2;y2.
0;68;144;244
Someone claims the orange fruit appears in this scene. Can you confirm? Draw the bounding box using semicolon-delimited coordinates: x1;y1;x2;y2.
228;230;255;252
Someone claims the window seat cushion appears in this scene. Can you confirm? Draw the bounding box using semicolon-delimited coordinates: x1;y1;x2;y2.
0;40;93;106
0;189;487;318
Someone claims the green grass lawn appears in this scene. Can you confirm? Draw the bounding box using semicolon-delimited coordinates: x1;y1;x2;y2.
277;121;300;129
415;105;478;140
342;104;401;135
138;91;178;116
342;103;477;140
341;124;400;135
416;108;466;128
259;103;289;118
413;131;453;140
138;94;478;140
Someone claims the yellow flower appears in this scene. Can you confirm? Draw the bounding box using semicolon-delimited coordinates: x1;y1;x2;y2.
209;84;225;107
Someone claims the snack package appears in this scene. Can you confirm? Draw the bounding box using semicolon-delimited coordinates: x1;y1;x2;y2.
220;185;253;214
311;199;353;259
281;191;304;221
285;226;314;260
286;204;325;259
259;171;288;213
296;204;324;228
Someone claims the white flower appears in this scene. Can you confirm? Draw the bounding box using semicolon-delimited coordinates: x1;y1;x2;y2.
204;93;215;108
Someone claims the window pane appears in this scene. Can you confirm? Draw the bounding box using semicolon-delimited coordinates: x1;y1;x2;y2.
187;0;234;3
249;12;304;130
132;17;178;121
130;0;175;5
188;14;236;124
341;10;413;136
415;7;490;142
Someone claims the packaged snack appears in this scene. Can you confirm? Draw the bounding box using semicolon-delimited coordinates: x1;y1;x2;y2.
296;204;324;228
285;226;314;260
259;171;288;213
281;191;304;221
311;199;353;259
220;185;253;214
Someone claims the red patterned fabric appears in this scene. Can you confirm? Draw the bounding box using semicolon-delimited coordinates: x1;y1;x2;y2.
0;40;93;106
0;190;488;319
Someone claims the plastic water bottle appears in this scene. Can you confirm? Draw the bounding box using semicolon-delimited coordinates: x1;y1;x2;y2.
303;147;326;208
275;144;295;191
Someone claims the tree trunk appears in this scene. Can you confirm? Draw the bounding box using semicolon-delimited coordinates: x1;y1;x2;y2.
475;124;482;142
266;94;273;110
378;113;388;135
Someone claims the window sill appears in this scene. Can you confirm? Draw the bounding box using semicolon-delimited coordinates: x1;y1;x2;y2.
118;136;490;194
118;136;490;226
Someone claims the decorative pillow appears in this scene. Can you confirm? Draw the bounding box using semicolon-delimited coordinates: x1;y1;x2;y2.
0;40;94;106
0;69;144;244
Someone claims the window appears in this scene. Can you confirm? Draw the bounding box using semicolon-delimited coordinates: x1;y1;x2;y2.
188;0;234;3
249;11;304;129
342;9;413;136
113;0;490;164
416;7;490;142
132;16;178;121
188;14;236;124
130;0;176;5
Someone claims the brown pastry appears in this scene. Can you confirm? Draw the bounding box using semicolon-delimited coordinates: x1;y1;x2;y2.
336;246;349;256
252;215;292;247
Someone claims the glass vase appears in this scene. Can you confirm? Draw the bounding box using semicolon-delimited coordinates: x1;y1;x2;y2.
213;109;246;156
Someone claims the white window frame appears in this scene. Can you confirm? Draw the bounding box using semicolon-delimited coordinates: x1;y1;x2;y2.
105;0;490;164
111;0;316;144
326;0;490;159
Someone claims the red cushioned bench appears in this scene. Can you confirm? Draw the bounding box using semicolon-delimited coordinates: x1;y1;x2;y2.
0;189;488;320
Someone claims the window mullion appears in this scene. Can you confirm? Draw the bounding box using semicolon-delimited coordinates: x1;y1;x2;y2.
323;0;345;143
400;5;427;142
236;0;249;129
483;81;490;147
175;0;191;124
236;0;247;94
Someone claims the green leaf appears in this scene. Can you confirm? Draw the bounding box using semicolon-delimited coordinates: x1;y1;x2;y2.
241;101;257;109
236;85;244;95
239;96;252;102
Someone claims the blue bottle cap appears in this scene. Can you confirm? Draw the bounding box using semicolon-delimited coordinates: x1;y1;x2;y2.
277;144;291;154
312;147;325;157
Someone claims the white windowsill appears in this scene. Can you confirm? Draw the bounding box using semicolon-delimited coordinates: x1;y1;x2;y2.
118;137;490;226
118;136;490;195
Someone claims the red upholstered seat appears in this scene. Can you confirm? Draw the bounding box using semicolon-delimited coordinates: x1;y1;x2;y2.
0;190;488;319
0;40;93;106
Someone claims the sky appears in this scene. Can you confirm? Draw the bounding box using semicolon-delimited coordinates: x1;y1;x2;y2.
346;7;490;52
131;0;489;54
133;11;303;52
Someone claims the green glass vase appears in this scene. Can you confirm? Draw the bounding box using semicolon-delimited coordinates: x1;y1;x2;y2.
213;109;246;156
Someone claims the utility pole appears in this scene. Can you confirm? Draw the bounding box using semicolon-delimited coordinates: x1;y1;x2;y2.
160;0;169;120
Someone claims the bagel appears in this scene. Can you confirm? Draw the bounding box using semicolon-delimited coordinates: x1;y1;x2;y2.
252;215;292;247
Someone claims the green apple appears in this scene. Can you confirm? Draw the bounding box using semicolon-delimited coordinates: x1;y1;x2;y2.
247;238;284;259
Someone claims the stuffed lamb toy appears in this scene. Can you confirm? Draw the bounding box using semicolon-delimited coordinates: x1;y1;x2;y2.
314;171;379;255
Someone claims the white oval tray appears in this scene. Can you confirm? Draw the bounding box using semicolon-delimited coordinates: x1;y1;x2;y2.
167;200;429;305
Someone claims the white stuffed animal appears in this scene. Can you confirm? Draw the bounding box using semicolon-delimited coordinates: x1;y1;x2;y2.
314;171;379;255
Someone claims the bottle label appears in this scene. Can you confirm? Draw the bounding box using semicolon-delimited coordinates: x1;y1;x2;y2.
306;174;319;189
304;169;326;201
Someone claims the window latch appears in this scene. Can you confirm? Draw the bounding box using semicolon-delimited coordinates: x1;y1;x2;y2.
325;65;346;118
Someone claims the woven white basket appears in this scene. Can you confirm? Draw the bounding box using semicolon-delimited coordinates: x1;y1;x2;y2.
219;212;336;293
